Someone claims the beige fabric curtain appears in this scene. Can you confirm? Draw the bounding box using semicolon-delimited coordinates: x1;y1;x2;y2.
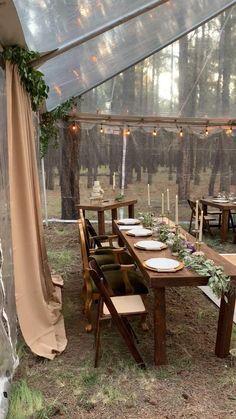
6;62;67;359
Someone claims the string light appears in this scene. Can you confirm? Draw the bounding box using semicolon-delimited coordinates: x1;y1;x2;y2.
179;127;183;137
100;124;104;133
126;126;131;135
152;127;157;136
72;121;76;131
205;126;209;136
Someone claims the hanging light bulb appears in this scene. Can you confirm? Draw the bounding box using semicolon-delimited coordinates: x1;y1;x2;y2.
72;121;76;131
205;126;209;136
100;124;104;133
126;126;131;135
179;127;183;137
153;127;157;136
229;125;233;134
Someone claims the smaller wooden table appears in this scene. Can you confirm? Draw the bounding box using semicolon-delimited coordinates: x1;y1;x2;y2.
77;198;137;235
200;198;236;242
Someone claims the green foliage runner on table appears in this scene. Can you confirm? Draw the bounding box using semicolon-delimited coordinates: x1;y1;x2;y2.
139;213;232;300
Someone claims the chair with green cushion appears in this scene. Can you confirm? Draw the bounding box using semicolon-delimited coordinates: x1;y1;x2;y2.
79;209;134;266
78;219;148;332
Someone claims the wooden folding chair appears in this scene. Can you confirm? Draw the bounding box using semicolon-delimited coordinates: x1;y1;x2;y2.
187;199;218;236
79;208;134;265
89;257;146;369
78;220;148;332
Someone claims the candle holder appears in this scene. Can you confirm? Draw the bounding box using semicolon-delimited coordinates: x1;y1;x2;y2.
175;224;179;236
195;240;203;252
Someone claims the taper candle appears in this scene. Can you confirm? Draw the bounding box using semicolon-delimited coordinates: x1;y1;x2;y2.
167;189;170;212
195;200;199;230
148;183;151;206
175;194;178;225
199;210;203;242
161;193;164;215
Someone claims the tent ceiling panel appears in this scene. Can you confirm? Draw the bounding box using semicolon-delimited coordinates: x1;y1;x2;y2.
37;0;236;110
13;0;163;52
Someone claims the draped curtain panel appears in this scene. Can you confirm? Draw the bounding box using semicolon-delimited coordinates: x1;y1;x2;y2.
6;62;67;359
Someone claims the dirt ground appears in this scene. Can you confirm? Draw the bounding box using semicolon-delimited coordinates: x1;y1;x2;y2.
10;223;236;419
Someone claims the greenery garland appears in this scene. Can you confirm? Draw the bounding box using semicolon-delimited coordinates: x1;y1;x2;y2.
2;46;76;156
39;98;75;157
157;223;231;299
2;46;49;111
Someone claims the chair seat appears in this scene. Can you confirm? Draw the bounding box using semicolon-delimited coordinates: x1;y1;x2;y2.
103;295;146;316
193;214;217;221
207;210;222;215
91;249;134;266
204;215;218;221
91;269;148;295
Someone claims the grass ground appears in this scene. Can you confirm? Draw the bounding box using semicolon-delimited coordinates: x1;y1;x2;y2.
8;221;236;419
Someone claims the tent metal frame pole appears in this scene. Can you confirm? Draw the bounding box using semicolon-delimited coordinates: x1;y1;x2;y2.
41;157;48;227
69;112;236;128
32;0;169;67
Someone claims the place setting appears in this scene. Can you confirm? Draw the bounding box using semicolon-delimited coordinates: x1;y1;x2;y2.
134;240;167;251
117;218;142;230
143;257;184;272
126;227;153;237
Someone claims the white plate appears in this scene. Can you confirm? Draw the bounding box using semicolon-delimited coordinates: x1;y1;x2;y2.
117;218;140;225
145;258;180;270
127;228;153;237
212;199;229;203
118;225;141;231
134;240;166;250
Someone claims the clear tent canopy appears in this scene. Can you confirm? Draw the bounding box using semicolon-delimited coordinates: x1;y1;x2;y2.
6;0;236;222
13;0;236;113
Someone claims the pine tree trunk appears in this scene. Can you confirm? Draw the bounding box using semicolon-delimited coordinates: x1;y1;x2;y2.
61;123;80;219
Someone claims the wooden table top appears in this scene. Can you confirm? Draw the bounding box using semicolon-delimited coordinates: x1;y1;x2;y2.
76;198;137;211
113;220;236;288
200;198;236;210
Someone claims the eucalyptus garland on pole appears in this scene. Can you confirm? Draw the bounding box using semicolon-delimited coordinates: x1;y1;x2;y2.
2;46;49;111
39;98;75;157
2;45;75;156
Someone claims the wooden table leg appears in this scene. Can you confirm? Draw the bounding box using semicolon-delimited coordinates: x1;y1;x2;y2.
128;204;135;218
111;208;118;234
215;290;235;358
98;211;105;235
221;210;229;242
153;288;167;365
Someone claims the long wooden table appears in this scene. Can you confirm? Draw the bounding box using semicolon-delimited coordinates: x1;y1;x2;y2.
200;198;236;242
77;198;137;235
113;220;236;366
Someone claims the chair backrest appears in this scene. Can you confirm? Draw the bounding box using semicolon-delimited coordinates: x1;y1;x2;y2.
85;219;102;248
79;208;102;249
89;257;115;301
187;199;201;215
78;219;89;271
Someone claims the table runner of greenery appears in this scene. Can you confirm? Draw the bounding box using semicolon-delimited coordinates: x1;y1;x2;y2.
138;213;232;300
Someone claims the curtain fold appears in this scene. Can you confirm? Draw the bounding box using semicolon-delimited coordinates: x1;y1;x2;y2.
6;62;67;359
